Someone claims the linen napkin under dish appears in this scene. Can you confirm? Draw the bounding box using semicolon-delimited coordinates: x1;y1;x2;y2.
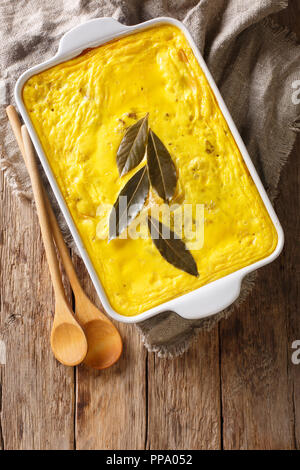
1;0;299;357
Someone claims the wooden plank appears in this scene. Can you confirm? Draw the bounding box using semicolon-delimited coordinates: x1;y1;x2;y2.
220;5;300;450
220;265;296;449
273;1;300;449
278;137;300;449
73;255;147;450
0;172;75;450
147;328;221;450
220;142;299;449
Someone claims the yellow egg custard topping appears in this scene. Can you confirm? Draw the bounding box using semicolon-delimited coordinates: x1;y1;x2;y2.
22;24;278;316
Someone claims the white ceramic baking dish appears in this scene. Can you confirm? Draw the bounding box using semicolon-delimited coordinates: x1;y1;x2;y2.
15;17;284;324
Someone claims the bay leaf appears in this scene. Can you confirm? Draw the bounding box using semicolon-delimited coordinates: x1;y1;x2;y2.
147;129;177;201
117;114;149;176
109;166;149;240
147;216;198;277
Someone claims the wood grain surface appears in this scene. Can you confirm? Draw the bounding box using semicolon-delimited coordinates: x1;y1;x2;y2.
0;3;299;450
0;171;75;450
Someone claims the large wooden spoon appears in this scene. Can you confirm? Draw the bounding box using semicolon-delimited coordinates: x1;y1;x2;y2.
20;125;88;366
7;106;122;369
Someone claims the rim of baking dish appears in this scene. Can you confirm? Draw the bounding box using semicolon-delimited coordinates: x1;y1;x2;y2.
15;17;284;323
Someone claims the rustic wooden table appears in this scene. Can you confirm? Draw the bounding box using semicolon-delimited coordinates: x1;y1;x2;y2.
0;4;299;450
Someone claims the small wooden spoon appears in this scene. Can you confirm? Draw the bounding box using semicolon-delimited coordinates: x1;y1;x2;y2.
7;106;122;369
21;124;88;366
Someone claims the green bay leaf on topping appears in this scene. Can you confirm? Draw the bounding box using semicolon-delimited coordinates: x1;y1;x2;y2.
147;216;198;277
109;166;149;240
117;114;149;176
147;129;177;201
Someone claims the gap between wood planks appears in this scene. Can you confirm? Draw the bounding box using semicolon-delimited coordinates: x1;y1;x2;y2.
144;352;149;450
0;380;4;449
218;322;224;450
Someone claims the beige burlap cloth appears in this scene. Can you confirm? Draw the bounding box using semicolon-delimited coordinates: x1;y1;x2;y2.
1;0;299;357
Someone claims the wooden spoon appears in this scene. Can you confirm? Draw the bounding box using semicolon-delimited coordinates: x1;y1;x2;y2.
21;124;88;366
7;106;122;369
45;196;122;370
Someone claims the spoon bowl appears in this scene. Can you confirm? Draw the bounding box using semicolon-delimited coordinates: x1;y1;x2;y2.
83;319;122;369
75;291;123;369
51;320;88;366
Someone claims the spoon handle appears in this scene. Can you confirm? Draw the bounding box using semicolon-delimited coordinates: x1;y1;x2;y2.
6;106;84;296
6;105;25;156
45;196;84;294
21;125;66;301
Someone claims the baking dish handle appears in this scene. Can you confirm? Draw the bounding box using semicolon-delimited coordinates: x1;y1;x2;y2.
57;17;130;57
171;276;242;320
